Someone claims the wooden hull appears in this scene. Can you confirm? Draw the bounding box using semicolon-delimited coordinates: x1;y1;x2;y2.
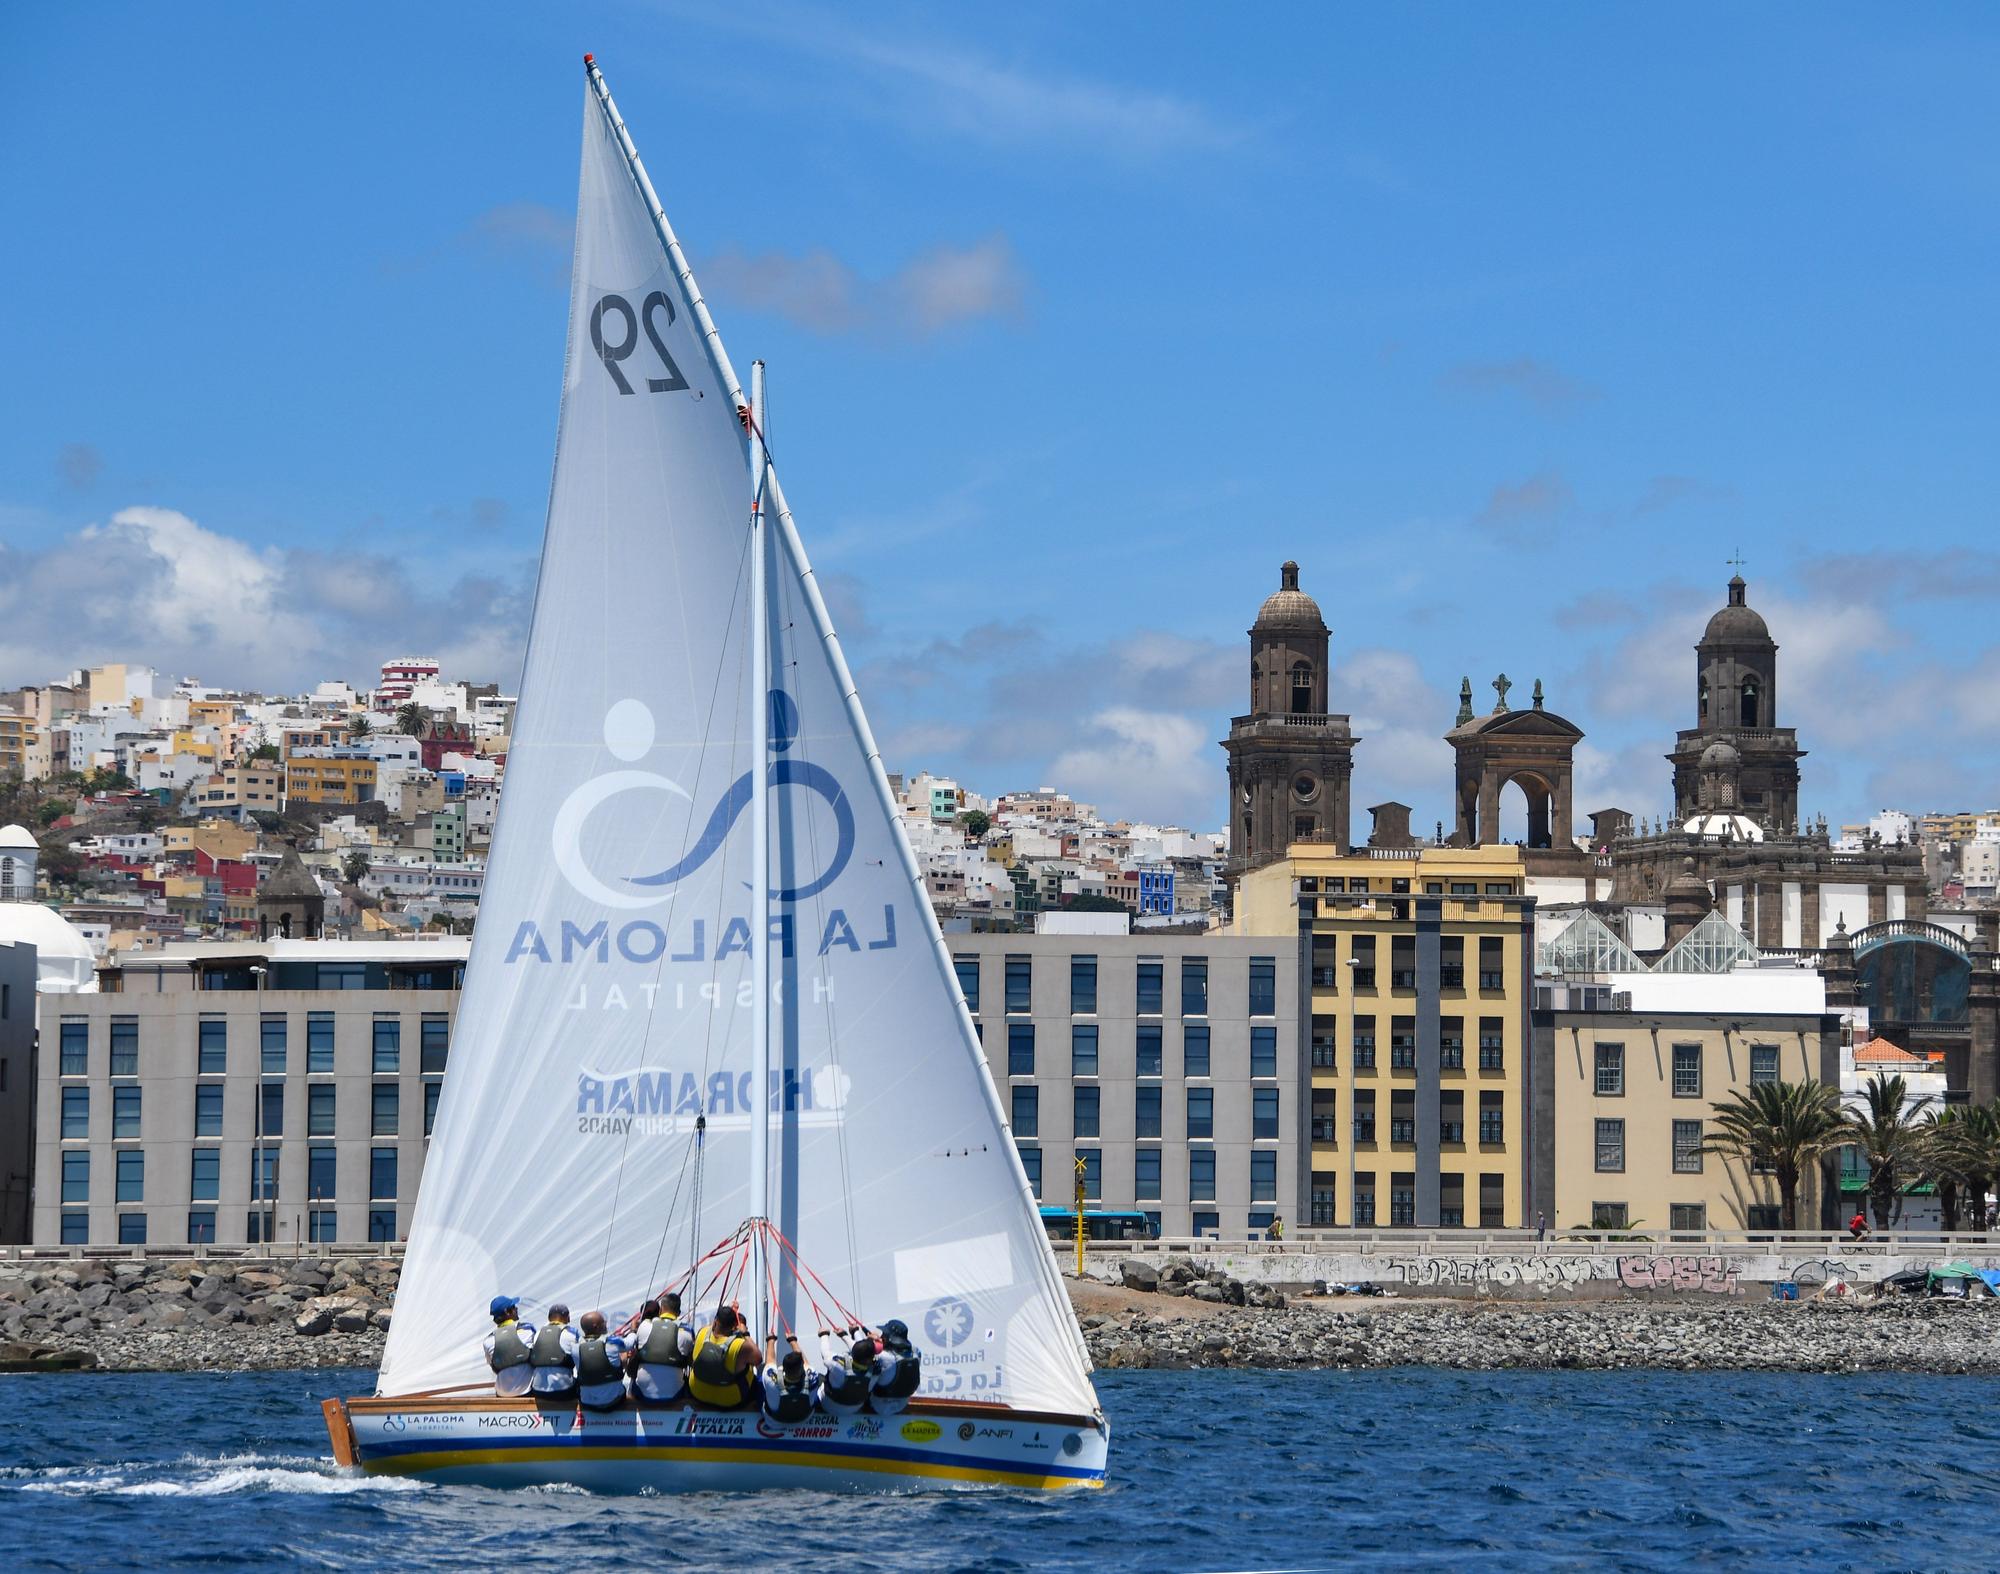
325;1393;1108;1493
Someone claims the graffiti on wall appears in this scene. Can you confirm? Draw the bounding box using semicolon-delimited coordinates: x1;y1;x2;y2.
1385;1255;1615;1289
1615;1256;1740;1294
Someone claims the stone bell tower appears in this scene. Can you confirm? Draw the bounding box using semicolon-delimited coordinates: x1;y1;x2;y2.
1222;561;1357;887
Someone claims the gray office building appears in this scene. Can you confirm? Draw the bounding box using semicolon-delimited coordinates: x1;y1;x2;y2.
0;940;36;1241
33;939;466;1247
953;927;1307;1238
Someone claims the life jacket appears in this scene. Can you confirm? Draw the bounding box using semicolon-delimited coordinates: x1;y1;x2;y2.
531;1323;575;1370
488;1323;531;1371
764;1373;815;1424
639;1315;688;1367
821;1359;870;1408
872;1344;922;1400
687;1326;750;1406
576;1335;621;1386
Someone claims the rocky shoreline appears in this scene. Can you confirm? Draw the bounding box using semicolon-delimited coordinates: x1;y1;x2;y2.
5;1254;2000;1377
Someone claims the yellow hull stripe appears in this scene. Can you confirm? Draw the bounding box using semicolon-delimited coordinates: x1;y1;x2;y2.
363;1444;1103;1491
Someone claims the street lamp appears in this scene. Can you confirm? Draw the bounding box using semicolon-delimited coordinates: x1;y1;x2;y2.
1345;955;1362;1229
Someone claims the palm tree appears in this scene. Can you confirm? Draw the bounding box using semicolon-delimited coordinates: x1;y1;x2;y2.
346;714;373;739
1704;1080;1851;1232
395;702;427;737
1935;1105;2000;1230
1844;1073;1934;1230
1921;1105;1967;1232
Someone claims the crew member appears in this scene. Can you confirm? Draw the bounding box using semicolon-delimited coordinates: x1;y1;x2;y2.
530;1302;580;1394
758;1337;819;1426
628;1293;694;1403
818;1333;876;1418
482;1295;538;1397
686;1303;757;1409
574;1310;629;1411
867;1319;923;1415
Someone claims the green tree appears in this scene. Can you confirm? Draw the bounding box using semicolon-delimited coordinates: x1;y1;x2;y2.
340;849;371;885
1921;1105;1967;1232
1933;1105;2000;1228
247;743;280;762
37;799;71;826
1703;1080;1851;1232
347;714;374;739
958;809;992;840
1844;1073;1934;1230
396;702;427;737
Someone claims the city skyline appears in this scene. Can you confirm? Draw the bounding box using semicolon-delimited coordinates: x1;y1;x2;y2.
5;5;1998;833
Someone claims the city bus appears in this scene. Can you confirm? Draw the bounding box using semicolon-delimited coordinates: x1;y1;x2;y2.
1039;1207;1158;1243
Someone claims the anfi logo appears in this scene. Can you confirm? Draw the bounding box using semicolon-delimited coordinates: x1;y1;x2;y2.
551;691;854;909
924;1297;973;1349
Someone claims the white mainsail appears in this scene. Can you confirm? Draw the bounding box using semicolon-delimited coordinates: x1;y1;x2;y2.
377;72;1097;1420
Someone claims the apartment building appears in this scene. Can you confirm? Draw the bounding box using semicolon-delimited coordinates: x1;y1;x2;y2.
0;710;42;781
954;930;1307;1238
189;763;284;820
285;754;378;806
32;939;466;1246
1236;844;1537;1229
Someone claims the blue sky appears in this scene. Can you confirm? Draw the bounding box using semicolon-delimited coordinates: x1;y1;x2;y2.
3;4;1998;833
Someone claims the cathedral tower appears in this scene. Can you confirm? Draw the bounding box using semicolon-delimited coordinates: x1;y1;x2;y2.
1669;574;1803;830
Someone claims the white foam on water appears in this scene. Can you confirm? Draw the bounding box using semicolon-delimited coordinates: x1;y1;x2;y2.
117;1464;431;1497
10;1453;430;1498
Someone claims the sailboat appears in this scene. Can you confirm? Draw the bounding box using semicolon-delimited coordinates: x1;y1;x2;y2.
319;55;1107;1493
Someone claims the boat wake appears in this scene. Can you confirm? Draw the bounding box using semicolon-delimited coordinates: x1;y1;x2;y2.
10;1453;433;1498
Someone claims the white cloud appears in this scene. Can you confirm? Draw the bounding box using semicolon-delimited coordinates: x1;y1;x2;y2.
705;235;1025;340
1049;709;1213;824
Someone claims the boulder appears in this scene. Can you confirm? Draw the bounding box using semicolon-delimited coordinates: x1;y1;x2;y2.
369;1309;393;1332
293;1308;333;1337
1189;1283;1226;1303
331;1309;370;1334
236;1271;286;1294
193;1274;232;1301
1119;1261;1160;1293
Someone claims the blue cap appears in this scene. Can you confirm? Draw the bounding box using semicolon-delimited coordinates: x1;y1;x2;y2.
490;1295;519;1317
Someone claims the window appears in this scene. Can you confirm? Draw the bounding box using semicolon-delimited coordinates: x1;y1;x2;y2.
1352;1016;1376;1070
420;1016;450;1074
1253;1088;1280;1140
1312;1183;1336;1227
194;1084;224;1137
1136;961;1163;1015
1670;1203;1706;1232
1073;1086;1099;1139
1070;956;1097;1014
1594;1043;1624;1097
1441;1021;1464;1070
1135;1086;1162;1139
111;1017;138;1077
1479;1091;1505;1144
308;1146;337;1201
1018;1145;1042;1197
372;1018;401;1073
1478;938;1505;991
317;962;366;990
1479;1173;1506;1229
1478;1019;1504;1070
309;1084;336;1137
113;1085;141;1139
1135;1147;1161;1200
1312;1034;1336;1068
307;1012;335;1073
1077;1150;1101;1200
116;1151;143;1202
1672;1043;1702;1098
190;1148;219;1201
251;1147;279;1202
1249;957;1276;1016
1251;1026;1277;1078
1189;1149;1216;1202
1440;937;1464;989
1673;1119;1703;1174
424;1081;441;1137
260;1016;287;1074
1181;959;1208;1016
260;1082;284;1138
61;1086;88;1139
1351;935;1376;989
1185;1087;1216;1139
953;955;980;1012
60;1212;87;1245
1746;1205;1782;1232
1440;1092;1464;1144
1005;955;1031;1014
1251;1151;1276;1202
1750;1044;1780;1085
1390;1176;1415;1227
59;1020;87;1076
369;1208;398;1243
372;1082;400;1137
1136;1025;1162;1077
1595;1118;1625;1172
370;1146;398;1200
198;1018;227;1075
1007;1023;1035;1077
1353;1172;1376;1227
1011;1085;1038;1137
1183;1025;1211;1078
1390;937;1416;990
1390;1021;1415;1070
1389;1093;1415;1144
1354;1089;1376;1143
62;1151;88;1203
1190;1210;1218;1237
1592;1202;1630;1230
1071;1024;1098;1077
188;1210;216;1244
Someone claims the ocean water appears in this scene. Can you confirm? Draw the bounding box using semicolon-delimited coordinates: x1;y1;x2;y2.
2;1367;1996;1571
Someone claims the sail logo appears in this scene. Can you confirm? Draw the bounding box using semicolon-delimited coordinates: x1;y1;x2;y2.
575;1062;849;1137
924;1296;974;1349
550;694;853;911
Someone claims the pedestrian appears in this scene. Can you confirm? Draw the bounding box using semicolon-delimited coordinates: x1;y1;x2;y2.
1535;1212;1547;1244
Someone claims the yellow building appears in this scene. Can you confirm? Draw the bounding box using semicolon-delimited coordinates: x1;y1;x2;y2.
285;756;377;806
0;710;39;780
1538;987;1840;1234
1237;843;1534;1228
189;764;283;820
162;819;258;865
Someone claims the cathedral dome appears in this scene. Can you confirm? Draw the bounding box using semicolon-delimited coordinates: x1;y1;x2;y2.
1253;562;1326;633
1702;575;1771;645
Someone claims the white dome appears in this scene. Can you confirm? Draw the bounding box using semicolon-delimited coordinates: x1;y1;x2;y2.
0;902;100;993
1682;812;1764;844
0;824;38;850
